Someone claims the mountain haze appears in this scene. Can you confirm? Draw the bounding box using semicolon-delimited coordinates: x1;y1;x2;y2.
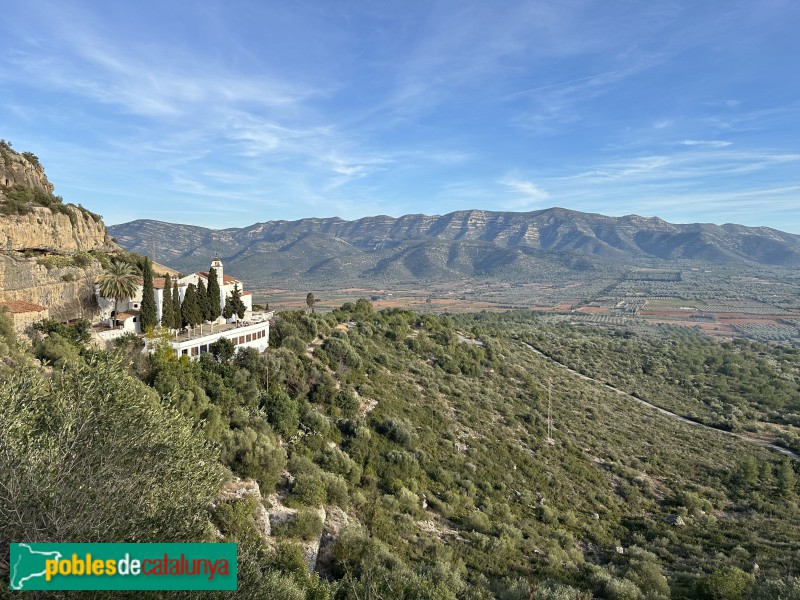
109;209;800;286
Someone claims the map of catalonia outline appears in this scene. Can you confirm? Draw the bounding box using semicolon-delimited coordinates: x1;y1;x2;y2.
10;544;62;590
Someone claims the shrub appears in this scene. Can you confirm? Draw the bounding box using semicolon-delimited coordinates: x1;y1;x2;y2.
0;356;223;559
291;474;327;507
699;566;755;600
273;509;324;541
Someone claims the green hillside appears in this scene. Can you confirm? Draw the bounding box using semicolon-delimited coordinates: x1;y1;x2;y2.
1;304;798;598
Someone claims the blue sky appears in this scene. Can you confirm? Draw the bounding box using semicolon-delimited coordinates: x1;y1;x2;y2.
2;1;799;232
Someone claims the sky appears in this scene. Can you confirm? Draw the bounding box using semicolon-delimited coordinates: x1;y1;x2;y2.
1;1;799;232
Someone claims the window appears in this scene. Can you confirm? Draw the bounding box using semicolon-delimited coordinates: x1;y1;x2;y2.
200;344;208;354
182;349;188;356
191;346;198;356
239;336;245;344
246;334;252;342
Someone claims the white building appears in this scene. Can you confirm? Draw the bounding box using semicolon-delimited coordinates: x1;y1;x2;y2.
145;312;273;359
97;258;254;332
176;257;253;319
96;258;270;359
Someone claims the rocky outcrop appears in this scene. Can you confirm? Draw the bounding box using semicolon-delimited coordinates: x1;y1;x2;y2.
0;144;54;193
218;477;352;576
0;142;119;321
0;254;102;320
0;143;112;253
315;506;350;577
0;206;111;253
219;478;272;539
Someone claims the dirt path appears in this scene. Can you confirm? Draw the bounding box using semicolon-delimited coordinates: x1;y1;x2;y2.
522;342;799;461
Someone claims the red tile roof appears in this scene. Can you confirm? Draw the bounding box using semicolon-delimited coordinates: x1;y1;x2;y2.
136;277;169;289
197;272;240;285
115;310;140;319
0;300;48;314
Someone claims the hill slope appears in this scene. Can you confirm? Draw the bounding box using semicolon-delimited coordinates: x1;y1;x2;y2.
109;209;800;287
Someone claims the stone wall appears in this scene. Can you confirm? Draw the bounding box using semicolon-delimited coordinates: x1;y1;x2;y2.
6;305;49;335
0;254;102;321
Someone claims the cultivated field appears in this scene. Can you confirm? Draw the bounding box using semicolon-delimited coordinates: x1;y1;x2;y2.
253;263;800;343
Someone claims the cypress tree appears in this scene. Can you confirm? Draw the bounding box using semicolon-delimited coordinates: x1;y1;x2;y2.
160;273;173;328
222;294;234;320
140;258;157;331
207;267;222;321
223;283;247;321
197;278;211;322
181;284;202;327
234;284;246;319
171;282;181;329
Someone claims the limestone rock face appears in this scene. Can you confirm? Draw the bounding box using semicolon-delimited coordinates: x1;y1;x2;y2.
0;254;102;320
219;478;272;538
315;505;350;577
0;143;117;321
0;143;111;253
0;146;54;193
0;206;110;253
218;477;352;576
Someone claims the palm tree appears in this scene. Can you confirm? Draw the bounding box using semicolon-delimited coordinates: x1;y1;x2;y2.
98;260;139;327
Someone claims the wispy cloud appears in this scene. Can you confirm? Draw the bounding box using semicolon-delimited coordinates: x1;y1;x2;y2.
499;176;550;209
1;0;799;232
505;70;620;99
679;140;732;148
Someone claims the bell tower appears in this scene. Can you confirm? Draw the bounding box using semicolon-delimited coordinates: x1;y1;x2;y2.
211;257;224;309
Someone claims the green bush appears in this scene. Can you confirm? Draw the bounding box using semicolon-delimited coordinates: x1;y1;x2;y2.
0;356;223;560
266;541;310;582
273;508;324;541
72;251;93;268
699;566;755;600
291;473;327;507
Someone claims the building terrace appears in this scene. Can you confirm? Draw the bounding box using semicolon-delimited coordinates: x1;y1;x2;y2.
148;311;274;358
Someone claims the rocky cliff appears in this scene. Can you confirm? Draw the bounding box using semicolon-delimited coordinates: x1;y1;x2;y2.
218;477;349;575
0;254;102;320
0;142;54;193
0;142;117;320
0;206;110;253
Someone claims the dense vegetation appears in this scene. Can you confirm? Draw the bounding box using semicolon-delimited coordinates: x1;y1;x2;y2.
1;304;799;598
526;322;800;452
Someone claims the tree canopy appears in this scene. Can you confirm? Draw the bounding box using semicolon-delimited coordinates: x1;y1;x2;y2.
171;281;181;329
160;273;173;328
97;260;139;320
139;257;157;331
223;283;247;320
0;355;223;573
181;283;203;328
207;267;222;321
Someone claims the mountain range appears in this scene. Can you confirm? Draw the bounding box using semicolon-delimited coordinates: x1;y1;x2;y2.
108;208;800;287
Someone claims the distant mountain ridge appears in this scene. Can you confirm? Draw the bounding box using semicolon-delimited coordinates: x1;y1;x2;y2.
108;208;800;287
